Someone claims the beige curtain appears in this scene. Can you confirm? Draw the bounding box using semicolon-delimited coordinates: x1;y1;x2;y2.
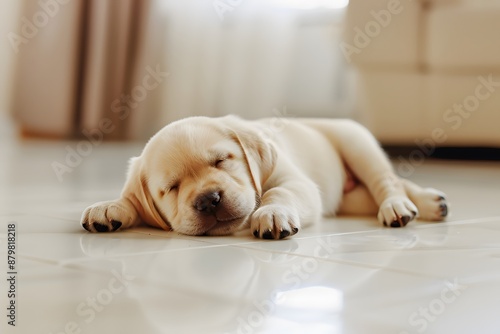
10;0;349;140
11;0;151;139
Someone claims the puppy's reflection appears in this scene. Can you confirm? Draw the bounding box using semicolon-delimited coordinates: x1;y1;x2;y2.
78;232;324;333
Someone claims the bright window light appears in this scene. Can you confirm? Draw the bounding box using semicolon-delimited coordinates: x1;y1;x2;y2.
275;286;343;312
271;0;349;10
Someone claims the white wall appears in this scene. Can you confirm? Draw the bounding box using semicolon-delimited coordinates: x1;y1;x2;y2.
0;0;21;116
285;18;353;119
150;1;351;138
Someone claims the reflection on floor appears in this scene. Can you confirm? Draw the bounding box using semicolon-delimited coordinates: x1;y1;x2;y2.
1;136;500;334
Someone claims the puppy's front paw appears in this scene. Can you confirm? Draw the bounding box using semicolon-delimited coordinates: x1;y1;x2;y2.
81;200;135;232
250;205;299;240
378;196;418;228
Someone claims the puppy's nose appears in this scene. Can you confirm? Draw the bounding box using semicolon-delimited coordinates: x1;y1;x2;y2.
194;191;221;214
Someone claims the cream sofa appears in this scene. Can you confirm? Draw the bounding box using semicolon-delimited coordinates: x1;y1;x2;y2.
343;0;500;146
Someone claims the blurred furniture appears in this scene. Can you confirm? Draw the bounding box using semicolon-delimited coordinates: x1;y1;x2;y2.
344;0;500;146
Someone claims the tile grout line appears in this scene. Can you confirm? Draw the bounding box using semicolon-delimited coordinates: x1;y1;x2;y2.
228;243;451;281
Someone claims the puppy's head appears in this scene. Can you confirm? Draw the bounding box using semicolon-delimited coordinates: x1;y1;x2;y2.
122;116;275;236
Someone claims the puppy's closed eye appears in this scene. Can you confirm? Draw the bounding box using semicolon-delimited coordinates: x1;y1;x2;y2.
159;182;179;197
214;153;234;168
159;184;178;198
169;184;180;193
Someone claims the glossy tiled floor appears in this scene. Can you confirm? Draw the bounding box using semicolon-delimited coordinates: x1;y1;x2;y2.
1;130;500;334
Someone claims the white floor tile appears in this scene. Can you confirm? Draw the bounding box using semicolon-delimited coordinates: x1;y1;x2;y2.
1;137;500;334
66;246;443;334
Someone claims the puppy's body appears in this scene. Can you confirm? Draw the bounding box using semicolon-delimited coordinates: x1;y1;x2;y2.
81;116;448;239
256;118;345;216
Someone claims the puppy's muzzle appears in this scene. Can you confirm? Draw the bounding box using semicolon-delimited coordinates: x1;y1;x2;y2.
194;191;222;215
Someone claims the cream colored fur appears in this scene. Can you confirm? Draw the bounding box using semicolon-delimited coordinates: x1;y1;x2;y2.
81;116;448;239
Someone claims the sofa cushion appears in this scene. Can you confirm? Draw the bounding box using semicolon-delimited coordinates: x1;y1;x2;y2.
342;0;421;68
355;70;427;143
425;1;500;70
426;73;500;146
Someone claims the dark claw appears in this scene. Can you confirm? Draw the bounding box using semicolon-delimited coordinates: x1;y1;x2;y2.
262;230;274;239
93;223;110;232
111;220;122;231
253;230;260;238
390;221;402;228
82;222;91;232
401;215;411;226
440;204;448;217
279;230;290;239
291;227;299;235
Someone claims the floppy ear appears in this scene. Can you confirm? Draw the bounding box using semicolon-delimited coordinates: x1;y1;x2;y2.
121;157;172;231
224;117;277;196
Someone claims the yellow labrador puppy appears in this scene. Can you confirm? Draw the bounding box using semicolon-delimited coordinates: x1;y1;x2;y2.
81;116;448;239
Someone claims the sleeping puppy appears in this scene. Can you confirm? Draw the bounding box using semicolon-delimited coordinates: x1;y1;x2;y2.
81;116;448;239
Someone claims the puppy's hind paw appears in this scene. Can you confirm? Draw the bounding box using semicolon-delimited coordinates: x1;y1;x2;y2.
378;196;418;228
412;188;449;221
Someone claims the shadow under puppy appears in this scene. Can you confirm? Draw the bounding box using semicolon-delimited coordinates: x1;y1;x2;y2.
81;116;448;239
